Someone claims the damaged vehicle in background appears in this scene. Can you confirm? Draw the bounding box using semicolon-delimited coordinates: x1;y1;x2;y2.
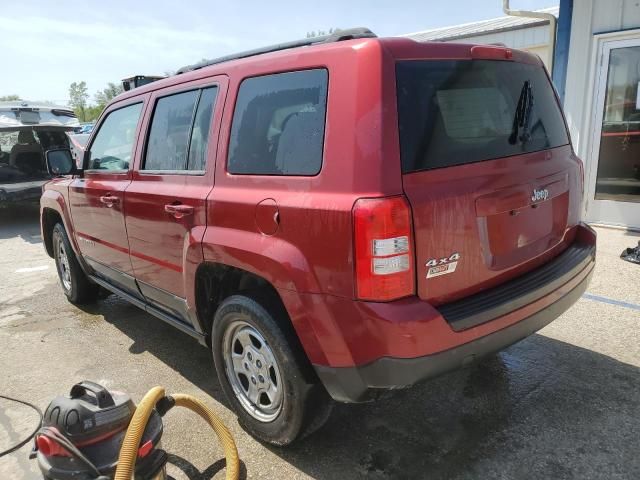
0;101;79;205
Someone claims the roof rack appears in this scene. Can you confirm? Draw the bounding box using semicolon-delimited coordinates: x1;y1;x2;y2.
176;27;376;74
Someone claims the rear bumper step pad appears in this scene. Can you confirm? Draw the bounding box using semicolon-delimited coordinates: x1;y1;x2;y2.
438;240;596;332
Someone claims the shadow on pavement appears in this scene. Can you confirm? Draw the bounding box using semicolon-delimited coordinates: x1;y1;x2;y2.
79;297;228;407
0;203;42;244
90;298;640;480
167;454;247;480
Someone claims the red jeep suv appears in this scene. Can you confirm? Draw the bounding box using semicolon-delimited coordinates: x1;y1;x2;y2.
40;29;596;445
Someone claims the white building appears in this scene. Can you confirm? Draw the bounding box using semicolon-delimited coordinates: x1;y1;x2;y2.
562;0;640;229
404;2;640;230
403;7;558;70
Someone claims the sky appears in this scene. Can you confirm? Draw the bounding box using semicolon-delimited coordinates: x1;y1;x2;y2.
0;0;556;105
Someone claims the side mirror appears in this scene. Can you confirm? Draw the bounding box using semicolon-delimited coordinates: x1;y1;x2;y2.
45;148;76;176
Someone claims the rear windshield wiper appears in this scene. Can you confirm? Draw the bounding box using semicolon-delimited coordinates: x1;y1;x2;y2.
509;80;534;145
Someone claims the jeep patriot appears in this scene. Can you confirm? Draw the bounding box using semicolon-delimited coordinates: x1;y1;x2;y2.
40;29;596;445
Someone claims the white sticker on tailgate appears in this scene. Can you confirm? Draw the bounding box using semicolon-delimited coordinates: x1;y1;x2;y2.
427;261;458;278
425;252;461;279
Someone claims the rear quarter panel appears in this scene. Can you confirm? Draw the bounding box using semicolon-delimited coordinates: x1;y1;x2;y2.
203;39;405;298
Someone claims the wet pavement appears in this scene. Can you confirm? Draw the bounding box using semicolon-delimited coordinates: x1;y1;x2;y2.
1;203;639;479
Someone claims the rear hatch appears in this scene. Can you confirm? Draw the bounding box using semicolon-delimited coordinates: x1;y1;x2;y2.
395;51;582;305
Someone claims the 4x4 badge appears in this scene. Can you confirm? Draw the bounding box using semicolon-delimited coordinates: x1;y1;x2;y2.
426;252;460;279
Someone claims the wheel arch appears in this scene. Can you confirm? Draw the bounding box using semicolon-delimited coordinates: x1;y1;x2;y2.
194;262;320;382
41;207;63;257
41;190;79;258
195;262;287;342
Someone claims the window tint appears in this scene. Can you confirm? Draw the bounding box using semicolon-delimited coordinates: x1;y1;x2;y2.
144;87;218;171
396;60;570;173
228;69;328;175
188;87;218;171
87;103;143;171
144;90;199;171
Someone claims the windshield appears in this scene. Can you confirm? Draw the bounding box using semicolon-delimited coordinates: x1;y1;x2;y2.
396;60;570;174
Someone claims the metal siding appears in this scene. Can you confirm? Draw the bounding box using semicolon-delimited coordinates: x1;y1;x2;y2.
592;0;624;32
562;0;640;224
563;0;595;157
565;0;640;157
403;7;558;42
622;0;640;29
443;26;548;47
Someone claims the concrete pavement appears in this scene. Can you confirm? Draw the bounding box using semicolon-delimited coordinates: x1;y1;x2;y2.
1;203;639;479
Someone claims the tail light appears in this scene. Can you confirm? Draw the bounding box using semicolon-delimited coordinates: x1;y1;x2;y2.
353;196;415;301
470;45;513;60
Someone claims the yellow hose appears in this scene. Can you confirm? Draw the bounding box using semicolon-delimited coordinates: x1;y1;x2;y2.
172;394;240;480
113;388;240;480
114;386;165;480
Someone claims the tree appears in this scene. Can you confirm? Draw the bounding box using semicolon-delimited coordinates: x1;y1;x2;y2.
94;82;124;109
306;28;341;38
0;94;21;101
84;105;104;122
69;81;89;122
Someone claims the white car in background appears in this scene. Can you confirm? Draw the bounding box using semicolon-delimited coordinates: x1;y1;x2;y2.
0;101;79;205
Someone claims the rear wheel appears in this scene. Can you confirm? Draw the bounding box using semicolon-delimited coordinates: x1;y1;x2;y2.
212;294;332;445
52;223;98;304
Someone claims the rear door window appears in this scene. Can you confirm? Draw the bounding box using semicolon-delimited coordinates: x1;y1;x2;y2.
396;60;570;173
187;87;218;171
144;86;218;172
227;69;328;175
145;91;197;171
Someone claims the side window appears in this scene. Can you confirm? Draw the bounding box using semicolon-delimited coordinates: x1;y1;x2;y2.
227;69;328;175
87;103;143;171
144;91;198;171
144;86;218;172
188;87;218;171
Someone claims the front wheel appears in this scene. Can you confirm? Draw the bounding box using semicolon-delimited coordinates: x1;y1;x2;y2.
52;223;98;304
212;294;332;445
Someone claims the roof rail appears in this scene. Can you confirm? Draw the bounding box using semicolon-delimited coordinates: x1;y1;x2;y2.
176;27;376;74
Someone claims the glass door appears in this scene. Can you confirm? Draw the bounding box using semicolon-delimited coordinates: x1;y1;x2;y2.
587;36;640;228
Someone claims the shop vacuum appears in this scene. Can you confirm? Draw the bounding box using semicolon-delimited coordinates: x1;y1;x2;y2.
30;381;239;480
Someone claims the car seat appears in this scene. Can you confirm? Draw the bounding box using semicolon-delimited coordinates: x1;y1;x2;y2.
275;110;324;175
10;130;43;172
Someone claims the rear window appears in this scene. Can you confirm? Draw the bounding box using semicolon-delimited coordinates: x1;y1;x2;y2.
396;60;570;173
227;69;328;176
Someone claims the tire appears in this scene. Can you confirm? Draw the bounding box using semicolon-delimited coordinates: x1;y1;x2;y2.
52;223;99;304
212;294;332;446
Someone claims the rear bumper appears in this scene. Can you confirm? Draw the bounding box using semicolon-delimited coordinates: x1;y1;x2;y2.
0;180;46;203
311;224;596;403
315;261;593;402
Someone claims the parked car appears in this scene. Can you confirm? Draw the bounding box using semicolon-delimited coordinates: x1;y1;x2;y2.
40;29;596;445
74;122;95;135
0;101;79;204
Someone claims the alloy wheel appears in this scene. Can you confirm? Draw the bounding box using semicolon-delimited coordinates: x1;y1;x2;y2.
222;319;284;422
